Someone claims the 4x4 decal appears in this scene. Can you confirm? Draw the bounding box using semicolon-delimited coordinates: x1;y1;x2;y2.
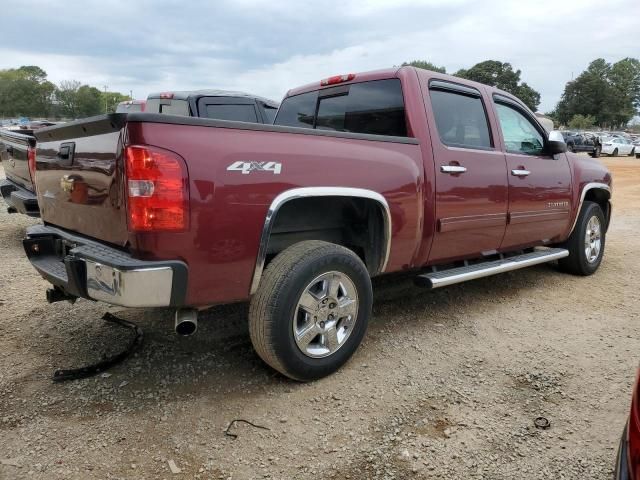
226;161;282;175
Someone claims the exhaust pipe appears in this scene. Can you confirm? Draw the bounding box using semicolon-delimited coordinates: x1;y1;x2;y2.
175;308;198;336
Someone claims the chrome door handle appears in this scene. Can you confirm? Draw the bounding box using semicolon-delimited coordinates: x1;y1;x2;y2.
511;169;531;177
440;165;467;174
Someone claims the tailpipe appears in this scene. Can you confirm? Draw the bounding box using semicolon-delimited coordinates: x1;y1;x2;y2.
175;308;198;336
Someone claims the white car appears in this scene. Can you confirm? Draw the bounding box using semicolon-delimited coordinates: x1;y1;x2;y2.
601;136;636;156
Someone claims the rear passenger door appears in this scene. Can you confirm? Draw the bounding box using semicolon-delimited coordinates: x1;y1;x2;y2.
492;95;572;249
424;81;508;263
197;96;261;123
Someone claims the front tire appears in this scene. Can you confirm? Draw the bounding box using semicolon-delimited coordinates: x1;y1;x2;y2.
249;241;372;381
558;201;606;276
630;148;636;157
611;148;618;157
590;145;601;158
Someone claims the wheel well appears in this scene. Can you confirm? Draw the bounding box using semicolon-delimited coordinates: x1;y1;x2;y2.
265;196;388;275
584;188;611;230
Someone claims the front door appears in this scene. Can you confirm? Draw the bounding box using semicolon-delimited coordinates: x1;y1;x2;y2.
492;96;572;250
423;80;509;263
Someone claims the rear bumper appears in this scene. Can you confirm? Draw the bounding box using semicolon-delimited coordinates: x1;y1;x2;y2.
23;224;187;308
0;178;40;217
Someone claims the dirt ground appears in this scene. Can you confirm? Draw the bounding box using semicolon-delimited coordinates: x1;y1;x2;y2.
0;156;638;480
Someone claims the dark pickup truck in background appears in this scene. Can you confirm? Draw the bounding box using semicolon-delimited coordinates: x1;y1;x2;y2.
0;128;39;216
561;131;602;157
146;89;279;123
22;67;612;381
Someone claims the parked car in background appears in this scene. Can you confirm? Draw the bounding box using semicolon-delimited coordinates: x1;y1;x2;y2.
116;99;146;113
602;136;636;156
0;128;39;216
146;90;279;123
561;131;602;157
615;367;640;479
632;137;640;159
23;67;611;381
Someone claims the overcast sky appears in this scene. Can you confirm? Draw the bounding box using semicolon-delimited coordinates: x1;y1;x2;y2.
2;0;639;112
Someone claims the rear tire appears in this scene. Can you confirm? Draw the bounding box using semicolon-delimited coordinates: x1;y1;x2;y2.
249;240;372;381
558;201;606;276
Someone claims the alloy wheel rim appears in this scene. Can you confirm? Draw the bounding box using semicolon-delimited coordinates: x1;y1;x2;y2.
292;271;358;358
584;215;602;264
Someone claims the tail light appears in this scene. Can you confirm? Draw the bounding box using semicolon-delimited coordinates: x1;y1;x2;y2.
320;73;356;86
27;146;37;183
124;145;189;232
628;369;640;478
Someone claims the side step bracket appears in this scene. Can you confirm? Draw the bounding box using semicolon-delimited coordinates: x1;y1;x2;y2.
415;248;569;289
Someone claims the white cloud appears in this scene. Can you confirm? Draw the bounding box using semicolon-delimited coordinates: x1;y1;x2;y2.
0;0;638;111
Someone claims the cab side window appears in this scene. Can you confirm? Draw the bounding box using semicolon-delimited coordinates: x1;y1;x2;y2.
495;103;544;156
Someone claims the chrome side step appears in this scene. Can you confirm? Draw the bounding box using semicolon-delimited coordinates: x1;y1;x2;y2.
415;248;569;289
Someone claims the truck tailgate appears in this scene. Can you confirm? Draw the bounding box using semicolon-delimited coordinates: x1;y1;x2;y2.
1;129;35;191
33;115;130;246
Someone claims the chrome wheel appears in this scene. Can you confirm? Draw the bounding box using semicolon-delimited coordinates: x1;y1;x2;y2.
584;215;602;264
293;271;358;358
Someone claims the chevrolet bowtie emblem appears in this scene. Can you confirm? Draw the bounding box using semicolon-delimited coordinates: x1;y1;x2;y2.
60;175;75;193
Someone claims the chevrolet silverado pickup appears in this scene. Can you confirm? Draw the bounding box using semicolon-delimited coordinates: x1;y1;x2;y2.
23;67;612;381
0;128;39;216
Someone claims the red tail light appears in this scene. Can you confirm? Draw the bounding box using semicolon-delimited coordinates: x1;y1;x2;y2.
159;92;174;99
320;73;356;86
124;145;189;232
27;146;37;183
628;369;640;478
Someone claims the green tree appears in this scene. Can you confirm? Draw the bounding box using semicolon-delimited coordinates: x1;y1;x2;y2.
567;114;596;130
0;65;56;118
454;60;541;111
100;91;131;113
401;60;446;74
555;58;640;128
56;80;82;118
76;85;103;117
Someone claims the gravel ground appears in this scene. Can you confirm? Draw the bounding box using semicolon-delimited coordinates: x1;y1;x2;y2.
0;156;638;479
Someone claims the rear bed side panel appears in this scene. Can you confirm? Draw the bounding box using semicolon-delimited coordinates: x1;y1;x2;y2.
126;121;424;306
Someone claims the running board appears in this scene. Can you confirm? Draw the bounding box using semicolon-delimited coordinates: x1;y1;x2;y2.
415;248;569;289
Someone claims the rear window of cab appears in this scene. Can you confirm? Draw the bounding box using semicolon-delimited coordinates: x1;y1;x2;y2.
274;79;408;137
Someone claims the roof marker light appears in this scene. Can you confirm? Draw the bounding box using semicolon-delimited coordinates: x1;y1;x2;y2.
320;74;356;86
159;92;175;99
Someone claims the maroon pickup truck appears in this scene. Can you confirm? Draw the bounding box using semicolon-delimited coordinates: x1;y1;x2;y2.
24;67;612;381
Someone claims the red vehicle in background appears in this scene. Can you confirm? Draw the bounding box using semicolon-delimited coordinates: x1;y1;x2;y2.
616;368;640;479
115;99;146;113
23;67;612;381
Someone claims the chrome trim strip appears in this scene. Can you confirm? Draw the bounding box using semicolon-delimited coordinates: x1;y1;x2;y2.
423;248;569;289
567;182;611;236
250;187;392;295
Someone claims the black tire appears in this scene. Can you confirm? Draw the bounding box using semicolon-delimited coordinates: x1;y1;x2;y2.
558;201;606;276
630;148;636;157
567;143;574;153
611;148;618;157
249;240;372;381
590;146;601;158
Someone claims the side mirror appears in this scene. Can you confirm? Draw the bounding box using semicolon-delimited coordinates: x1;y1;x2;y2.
548;130;567;155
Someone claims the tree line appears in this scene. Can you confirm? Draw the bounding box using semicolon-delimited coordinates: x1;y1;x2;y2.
403;58;640;129
0;66;130;120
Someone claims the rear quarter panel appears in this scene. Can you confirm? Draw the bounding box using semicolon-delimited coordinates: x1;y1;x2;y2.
127;122;425;306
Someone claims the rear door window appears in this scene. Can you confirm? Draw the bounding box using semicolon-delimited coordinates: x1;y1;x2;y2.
275;79;407;137
429;88;492;149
